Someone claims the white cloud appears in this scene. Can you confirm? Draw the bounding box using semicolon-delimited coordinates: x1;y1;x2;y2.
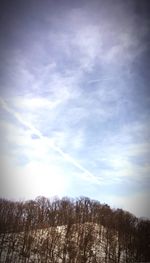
72;25;102;71
104;32;145;65
11;97;61;110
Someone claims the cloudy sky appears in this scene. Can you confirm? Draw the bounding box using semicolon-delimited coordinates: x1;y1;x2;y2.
0;0;150;218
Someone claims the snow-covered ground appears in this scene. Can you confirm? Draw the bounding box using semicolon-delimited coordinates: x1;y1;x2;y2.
0;223;125;263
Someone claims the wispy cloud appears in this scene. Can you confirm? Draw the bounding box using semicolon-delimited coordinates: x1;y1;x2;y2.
0;97;100;185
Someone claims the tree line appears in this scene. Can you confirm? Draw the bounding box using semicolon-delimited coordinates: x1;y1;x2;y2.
0;196;150;262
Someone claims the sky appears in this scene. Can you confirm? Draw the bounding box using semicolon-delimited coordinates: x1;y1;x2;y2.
0;0;150;218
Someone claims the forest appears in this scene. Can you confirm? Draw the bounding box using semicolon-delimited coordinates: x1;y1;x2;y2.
0;196;150;262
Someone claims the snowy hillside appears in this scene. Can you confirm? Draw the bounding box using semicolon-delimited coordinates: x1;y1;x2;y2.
0;196;150;262
0;223;123;263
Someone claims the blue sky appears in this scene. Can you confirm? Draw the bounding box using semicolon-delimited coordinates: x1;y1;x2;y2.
0;0;150;218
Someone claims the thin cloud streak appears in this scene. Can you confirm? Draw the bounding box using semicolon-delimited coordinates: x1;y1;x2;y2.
0;97;100;185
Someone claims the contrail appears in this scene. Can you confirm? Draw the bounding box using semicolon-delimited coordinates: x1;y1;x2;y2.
0;97;101;184
87;76;121;84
